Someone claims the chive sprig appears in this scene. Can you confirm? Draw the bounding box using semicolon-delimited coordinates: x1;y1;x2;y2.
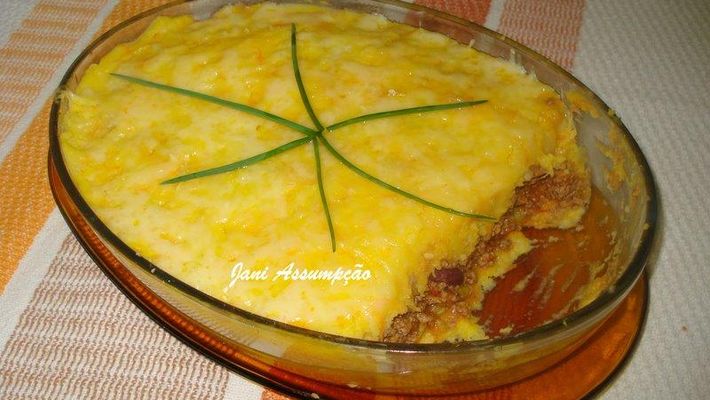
111;23;493;251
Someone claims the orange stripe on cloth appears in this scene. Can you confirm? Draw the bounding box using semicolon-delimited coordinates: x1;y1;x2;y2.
0;236;230;398
498;0;586;71
0;0;170;292
415;0;493;24
0;100;55;292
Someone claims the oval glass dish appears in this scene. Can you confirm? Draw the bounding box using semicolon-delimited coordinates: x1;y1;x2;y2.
49;0;658;397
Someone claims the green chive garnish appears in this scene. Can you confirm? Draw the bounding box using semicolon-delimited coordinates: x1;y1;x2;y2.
111;73;317;136
326;100;488;132
291;24;324;132
114;24;494;251
318;135;496;221
312;138;336;251
162;136;313;184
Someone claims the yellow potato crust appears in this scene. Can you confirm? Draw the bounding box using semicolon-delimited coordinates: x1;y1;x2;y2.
60;3;584;340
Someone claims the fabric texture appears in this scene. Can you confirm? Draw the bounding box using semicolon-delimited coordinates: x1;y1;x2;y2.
0;0;708;398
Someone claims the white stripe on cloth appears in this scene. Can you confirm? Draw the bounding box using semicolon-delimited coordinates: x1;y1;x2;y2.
224;372;266;400
483;0;505;30
0;0;119;164
0;233;231;398
574;0;710;399
0;207;67;354
0;0;36;49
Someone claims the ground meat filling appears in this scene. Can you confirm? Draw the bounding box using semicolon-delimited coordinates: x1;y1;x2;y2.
514;164;591;227
383;166;590;343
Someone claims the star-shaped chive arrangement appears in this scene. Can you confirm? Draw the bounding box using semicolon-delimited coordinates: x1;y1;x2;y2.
111;24;494;252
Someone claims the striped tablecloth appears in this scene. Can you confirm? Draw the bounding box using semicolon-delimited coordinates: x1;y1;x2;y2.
1;0;708;398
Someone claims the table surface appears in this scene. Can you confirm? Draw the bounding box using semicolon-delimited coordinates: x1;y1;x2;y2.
0;0;708;398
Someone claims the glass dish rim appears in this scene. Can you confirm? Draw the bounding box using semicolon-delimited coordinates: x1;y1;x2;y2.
48;0;659;353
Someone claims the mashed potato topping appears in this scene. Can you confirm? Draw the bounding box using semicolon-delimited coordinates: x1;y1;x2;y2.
60;3;586;340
